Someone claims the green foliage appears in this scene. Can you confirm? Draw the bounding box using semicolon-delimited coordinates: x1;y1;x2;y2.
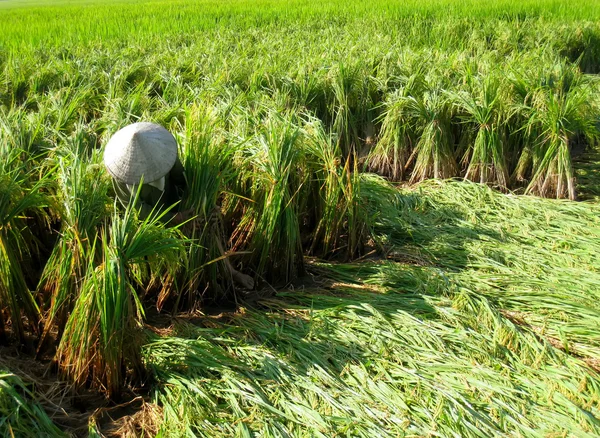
146;180;600;437
37;131;111;340
2;0;600;199
0;148;49;343
234;112;305;282
520;64;599;199
172;105;239;306
0;0;599;428
450;75;509;188
57;201;186;397
406;88;458;182
368;70;424;181
0;372;66;437
304;118;367;258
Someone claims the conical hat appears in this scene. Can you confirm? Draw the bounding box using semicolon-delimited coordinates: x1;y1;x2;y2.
104;122;178;185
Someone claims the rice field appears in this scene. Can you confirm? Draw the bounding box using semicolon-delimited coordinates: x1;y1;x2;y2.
1;0;600;436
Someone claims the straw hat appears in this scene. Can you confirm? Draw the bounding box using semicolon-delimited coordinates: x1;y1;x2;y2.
104;122;178;185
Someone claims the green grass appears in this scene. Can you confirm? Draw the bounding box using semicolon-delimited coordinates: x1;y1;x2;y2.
2;0;600;50
1;0;600;434
0;371;66;437
144;180;600;437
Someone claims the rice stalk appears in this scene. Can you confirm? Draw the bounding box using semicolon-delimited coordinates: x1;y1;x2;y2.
525;83;598;199
328;63;372;157
406;88;458;183
0;148;49;343
37;132;110;344
510;62;599;199
367;70;424;181
57;199;186;397
303;117;367;259
162;104;239;307
0;371;65;437
232;112;305;283
450;75;509;188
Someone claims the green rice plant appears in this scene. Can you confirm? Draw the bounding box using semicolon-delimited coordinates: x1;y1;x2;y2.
100;81;154;137
376;179;600;361
162;104;239;307
367;70;424;181
146;259;600;437
327;63;373;157
507;63;541;185
357;173;411;252
519;64;599;199
0;148;49;343
303;117;368;259
303;118;346;257
450;75;509;188
272;69;329;119
560;24;600;74
0;371;65;437
231;112;305;283
405;88;458;183
0;105;50;156
1;56;32;106
37;130;111;343
56;201;186;397
42;85;99;136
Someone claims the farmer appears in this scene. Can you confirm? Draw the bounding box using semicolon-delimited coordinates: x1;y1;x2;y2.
103;122;254;290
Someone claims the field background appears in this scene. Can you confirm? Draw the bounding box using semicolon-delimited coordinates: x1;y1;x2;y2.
2;0;600;436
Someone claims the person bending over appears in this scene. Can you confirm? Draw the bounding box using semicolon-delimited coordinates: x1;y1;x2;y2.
103;122;254;290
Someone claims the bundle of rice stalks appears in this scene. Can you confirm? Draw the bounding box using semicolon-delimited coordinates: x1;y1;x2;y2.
406;88;458;183
231;112;305;283
303;117;368;259
163;105;239;307
0;148;49;344
56;202;185;397
0;105;50;155
512;62;599;199
367;70;424;181
37;134;111;344
450;75;509;189
328;63;375;157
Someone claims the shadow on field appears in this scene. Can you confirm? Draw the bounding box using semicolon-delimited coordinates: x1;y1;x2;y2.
373;190;504;271
154;189;505;379
0;187;506;437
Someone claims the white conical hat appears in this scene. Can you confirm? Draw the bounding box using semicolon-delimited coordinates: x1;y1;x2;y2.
104;122;178;185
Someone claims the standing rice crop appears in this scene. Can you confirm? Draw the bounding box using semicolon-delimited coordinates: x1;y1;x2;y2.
231;112;305;283
406;88;458;182
529;80;597;199
512;62;599;199
450;75;509;188
0;148;49;344
367;70;425;181
56;201;185;396
166;105;239;306
303;117;368;259
328;64;374;158
37;133;110;343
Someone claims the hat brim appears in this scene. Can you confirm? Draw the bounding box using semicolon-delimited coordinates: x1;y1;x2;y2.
104;122;178;185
